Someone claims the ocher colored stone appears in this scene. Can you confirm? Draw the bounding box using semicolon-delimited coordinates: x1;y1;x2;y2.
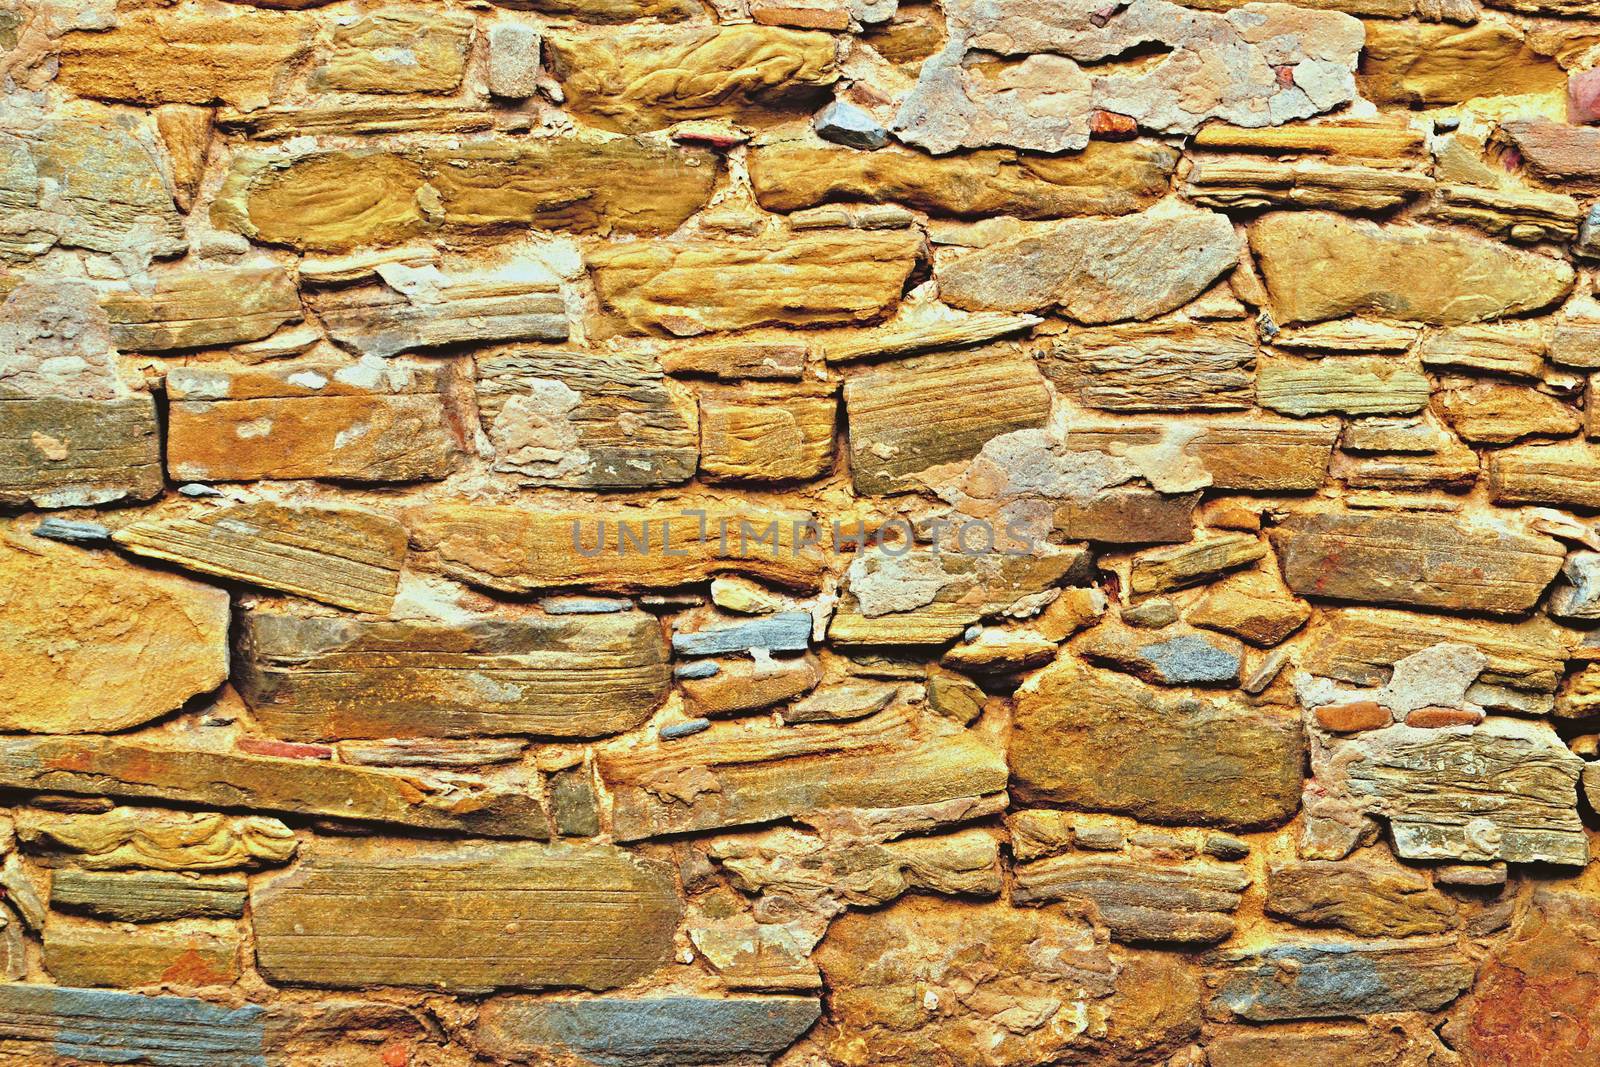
1047;320;1255;412
1207;939;1475;1021
235;609;671;741
748;133;1177;218
308;267;568;357
154;105;212;213
1265;858;1457;936
51;870;247;923
1271;511;1564;615
214;139;719;250
1417;322;1547;379
699;384;836;483
1257;356;1430;416
16;808;298;871
58;7;311;108
407;503;827;593
1488;442;1600;510
682;656;822;716
98;267;302;352
114;502;406;615
0;395;162;509
1062;417;1338;492
1209;1024;1451;1067
1360;21;1566;106
545;26;838;133
490;0;700;20
251;841;680;992
1013;855;1249;944
1185;571;1311;647
1011;657;1303;829
589;231;921;336
44;918;240;988
1437;384;1579;445
1182;154;1433;212
166;360;467;484
1251;211;1573;325
1128;534;1267;597
313;9;473;94
0;534;228;734
845;347;1050;495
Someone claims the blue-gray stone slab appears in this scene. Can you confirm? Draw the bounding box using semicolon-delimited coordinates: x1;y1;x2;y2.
672;612;811;657
0;984;266;1066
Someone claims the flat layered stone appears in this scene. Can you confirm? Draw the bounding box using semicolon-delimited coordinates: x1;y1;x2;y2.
337;738;527;768
1251;212;1574;325
44;918;241;988
749;133;1176;218
684;656;822;715
1128;534;1267;597
1061;416;1338;492
235;609;670;741
1257;356;1429;416
166;360;467;484
1417;322;1547;379
1501;120;1600;189
489;0;701;20
17;808;298;871
817;310;1040;364
1207;939;1474;1021
1181;154;1433;212
1270;511;1565;615
1430;181;1584;243
1265;858;1457;936
937;207;1238;323
251;841;679;992
0;737;548;838
0;395;162;508
0;985;265;1065
98;267;302;352
1077;622;1245;686
1360;21;1565;106
659;340;807;380
674;612;813;657
1438;384;1579;446
477;349;697;489
1012;657;1303;829
51;870;247;923
699;383;836;483
214;139;718;251
407;503;827;593
598;709;1008;841
1046;320;1255;412
545;26;838;133
58;6;311;108
113;502;406;615
1012;854;1249;944
589;231;921;336
309;267;568;357
1208;1024;1453;1067
1328;719;1587;865
476;995;821;1066
217;103;494;139
1185;571;1311;647
844;347;1050;495
0;534;228;733
313;9;472;94
1488;442;1600;510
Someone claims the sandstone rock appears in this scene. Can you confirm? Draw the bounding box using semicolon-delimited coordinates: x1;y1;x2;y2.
1437;384;1579;445
1500;120;1600;190
166;359;468;484
1316;700;1393;733
749;132;1176;218
1208;1023;1453;1067
1061;416;1338;492
844;347;1050;495
818;309;1040;364
114;501;406;615
1129;534;1267;597
1430;181;1584;244
1078;622;1245;686
477;349;698;489
590;231;920;336
215;139;718;250
0;395;162;509
58;7;311;108
1185;570;1311;647
407;503;827;593
1417;322;1547;379
0;534;228;733
476;995;822;1066
1265;858;1457;936
784;681;900;724
0;737;548;839
709;826;1002;906
1271;511;1565;615
1488;442;1600;510
98;266;302;351
16;808;297;871
309;265;568;357
336;738;527;768
487;21;540;99
1207;938;1474;1021
1271;318;1421;354
545;26;839;133
1251;212;1574;325
0;985;266;1064
659;340;807;380
1257;356;1430;416
684;656;822;716
218;102;495;139
154;105;212;213
491;0;701;20
252;841;680;992
1324;718;1587;865
1046;320;1255;412
937;208;1238;323
1360;21;1565;106
236;609;670;741
1182;154;1433;212
699;384;836;482
598;709;1007;841
44;917;240;988
1012;657;1303;828
314;9;472;94
51;870;246;923
1013;854;1249;944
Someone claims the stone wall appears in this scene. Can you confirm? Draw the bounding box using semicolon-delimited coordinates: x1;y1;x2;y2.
1;0;1599;1063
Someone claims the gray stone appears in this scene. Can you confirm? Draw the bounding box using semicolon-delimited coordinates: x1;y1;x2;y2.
488;22;542;99
814;100;887;150
51;870;247;923
672;612;813;657
0;984;265;1066
31;518;111;544
1206;939;1474;1021
674;661;720;680
660;718;711;740
1078;623;1244;686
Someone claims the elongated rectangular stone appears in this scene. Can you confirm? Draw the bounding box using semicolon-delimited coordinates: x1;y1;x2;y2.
0;394;162;508
1207;939;1475;1021
52;870;247;922
1488;442;1600;509
1061;416;1338;492
44;918;241;988
98;267;302;352
1012;855;1249;944
1302;608;1568;695
236;609;670;741
0;984;265;1066
166;361;468;484
0;737;547;838
114;502;406;614
673;612;813;657
309;269;568;357
407;503;828;593
1046;321;1255;412
250;841;680;992
17;809;298;872
1271;511;1565;615
598;709;1008;841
